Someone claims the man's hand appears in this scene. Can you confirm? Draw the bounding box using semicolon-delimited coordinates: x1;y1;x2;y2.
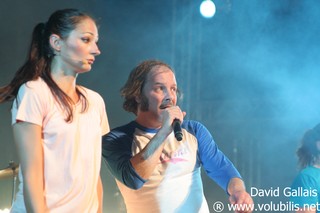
229;190;254;213
228;178;254;213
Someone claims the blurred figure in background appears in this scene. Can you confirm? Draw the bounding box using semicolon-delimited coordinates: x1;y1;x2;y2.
291;123;320;213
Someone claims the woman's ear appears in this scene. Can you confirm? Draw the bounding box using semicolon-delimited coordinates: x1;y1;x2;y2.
49;34;62;53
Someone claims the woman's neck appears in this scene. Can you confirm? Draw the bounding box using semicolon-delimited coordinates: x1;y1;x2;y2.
51;70;79;103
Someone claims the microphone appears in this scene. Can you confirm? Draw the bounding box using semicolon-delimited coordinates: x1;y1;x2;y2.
172;119;183;141
80;59;89;65
75;59;88;65
59;54;89;65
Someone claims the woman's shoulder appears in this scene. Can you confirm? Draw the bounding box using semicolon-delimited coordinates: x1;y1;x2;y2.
19;77;49;94
25;77;46;86
77;85;104;102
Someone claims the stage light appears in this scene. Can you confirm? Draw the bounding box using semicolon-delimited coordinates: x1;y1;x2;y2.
200;0;216;18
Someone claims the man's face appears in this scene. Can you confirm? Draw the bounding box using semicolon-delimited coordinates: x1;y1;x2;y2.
138;66;178;122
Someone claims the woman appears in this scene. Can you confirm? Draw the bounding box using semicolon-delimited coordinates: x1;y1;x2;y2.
0;9;109;212
291;124;320;213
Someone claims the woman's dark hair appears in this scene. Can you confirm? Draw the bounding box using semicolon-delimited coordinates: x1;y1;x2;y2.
120;59;181;115
297;123;320;169
0;9;95;122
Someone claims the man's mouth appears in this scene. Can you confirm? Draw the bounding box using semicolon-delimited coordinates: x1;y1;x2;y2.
159;103;173;109
159;105;168;109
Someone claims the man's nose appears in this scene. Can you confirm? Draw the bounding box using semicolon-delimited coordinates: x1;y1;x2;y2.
164;89;175;102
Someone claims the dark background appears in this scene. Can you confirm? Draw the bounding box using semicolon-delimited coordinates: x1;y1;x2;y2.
1;0;320;212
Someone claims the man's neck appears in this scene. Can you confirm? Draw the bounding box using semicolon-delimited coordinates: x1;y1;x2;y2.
136;113;161;129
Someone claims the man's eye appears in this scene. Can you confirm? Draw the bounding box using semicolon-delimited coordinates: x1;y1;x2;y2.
154;87;163;92
82;38;90;43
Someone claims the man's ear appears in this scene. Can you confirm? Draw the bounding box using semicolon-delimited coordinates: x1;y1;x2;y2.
135;96;141;104
49;34;62;53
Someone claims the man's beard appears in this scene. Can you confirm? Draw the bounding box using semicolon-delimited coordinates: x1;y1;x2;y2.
139;94;174;112
139;94;149;112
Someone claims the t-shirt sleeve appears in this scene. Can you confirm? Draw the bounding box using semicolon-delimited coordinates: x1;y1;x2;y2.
291;172;319;207
102;127;146;190
11;82;46;126
191;121;241;192
98;95;110;136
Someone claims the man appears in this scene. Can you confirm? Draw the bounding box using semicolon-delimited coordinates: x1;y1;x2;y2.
102;60;253;213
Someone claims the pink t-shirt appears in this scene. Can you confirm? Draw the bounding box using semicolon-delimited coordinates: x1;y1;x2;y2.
10;78;109;213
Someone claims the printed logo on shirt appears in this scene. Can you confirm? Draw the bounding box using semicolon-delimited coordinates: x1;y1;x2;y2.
160;147;189;164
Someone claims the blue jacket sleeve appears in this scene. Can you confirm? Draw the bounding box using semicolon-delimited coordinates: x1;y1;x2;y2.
102;126;146;190
185;121;242;193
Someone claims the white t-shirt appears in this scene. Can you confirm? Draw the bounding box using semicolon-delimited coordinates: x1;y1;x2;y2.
10;78;109;213
103;120;241;213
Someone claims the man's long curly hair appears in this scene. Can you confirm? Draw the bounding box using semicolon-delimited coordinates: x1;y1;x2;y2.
120;60;181;115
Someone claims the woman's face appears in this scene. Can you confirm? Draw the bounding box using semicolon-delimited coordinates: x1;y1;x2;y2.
59;18;101;73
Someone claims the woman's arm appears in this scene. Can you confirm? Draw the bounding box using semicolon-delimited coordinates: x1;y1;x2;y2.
97;175;103;213
13;121;48;213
